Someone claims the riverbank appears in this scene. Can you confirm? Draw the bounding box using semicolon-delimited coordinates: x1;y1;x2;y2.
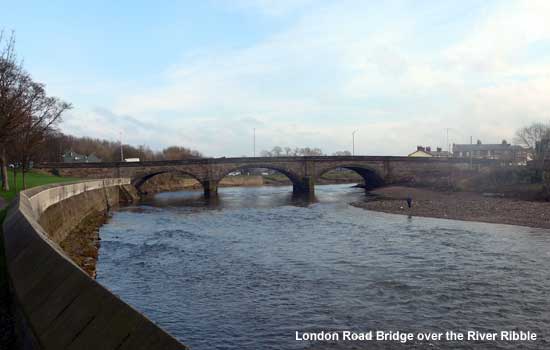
352;186;550;229
59;211;108;278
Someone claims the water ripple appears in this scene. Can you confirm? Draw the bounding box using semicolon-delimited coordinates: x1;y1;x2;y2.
97;185;550;350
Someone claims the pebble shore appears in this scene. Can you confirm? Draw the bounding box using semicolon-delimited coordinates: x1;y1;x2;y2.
352;186;550;229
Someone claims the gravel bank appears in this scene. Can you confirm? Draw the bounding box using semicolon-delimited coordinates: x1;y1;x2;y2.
352;186;550;229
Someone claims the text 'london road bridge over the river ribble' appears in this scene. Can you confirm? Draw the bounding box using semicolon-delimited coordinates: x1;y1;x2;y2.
35;156;505;197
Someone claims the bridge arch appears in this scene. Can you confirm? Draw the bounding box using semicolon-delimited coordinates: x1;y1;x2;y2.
317;164;385;190
216;164;308;194
132;170;205;194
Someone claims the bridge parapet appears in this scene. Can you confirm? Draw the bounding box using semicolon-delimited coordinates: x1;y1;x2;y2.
35;156;504;196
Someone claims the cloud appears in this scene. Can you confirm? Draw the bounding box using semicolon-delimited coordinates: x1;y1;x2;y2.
62;0;550;156
60;108;172;149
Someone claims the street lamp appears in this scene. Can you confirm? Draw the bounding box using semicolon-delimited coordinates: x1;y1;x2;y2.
119;131;124;162
352;130;358;156
253;128;256;157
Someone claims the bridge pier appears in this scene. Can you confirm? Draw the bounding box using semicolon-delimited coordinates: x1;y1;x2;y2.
202;180;218;197
293;176;315;196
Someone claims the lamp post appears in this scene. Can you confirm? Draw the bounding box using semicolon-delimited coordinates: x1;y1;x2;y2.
253;128;256;157
352;130;358;156
119;131;124;162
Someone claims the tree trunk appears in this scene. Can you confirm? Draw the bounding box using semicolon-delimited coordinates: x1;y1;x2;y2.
1;147;9;191
12;166;17;193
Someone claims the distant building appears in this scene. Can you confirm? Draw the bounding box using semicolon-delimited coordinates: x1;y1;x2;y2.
452;140;528;164
124;158;140;162
408;146;450;158
62;151;101;163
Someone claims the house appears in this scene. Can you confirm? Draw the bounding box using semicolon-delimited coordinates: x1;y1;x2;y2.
408;146;450;158
452;140;529;164
62;151;102;163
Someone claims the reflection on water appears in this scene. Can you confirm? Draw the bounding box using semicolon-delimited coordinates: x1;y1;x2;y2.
97;184;550;350
139;185;319;209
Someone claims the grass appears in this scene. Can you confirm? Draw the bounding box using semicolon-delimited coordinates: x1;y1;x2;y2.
0;171;80;202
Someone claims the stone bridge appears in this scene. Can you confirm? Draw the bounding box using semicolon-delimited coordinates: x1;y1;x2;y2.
36;156;502;196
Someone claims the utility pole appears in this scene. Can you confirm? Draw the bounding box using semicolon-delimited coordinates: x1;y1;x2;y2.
446;128;450;155
352;130;358;156
120;131;124;162
470;135;473;169
253;128;256;157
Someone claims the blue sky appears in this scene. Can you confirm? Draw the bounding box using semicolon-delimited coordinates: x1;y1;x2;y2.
3;0;550;156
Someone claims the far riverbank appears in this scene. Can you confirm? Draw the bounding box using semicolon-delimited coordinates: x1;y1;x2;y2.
352;186;550;229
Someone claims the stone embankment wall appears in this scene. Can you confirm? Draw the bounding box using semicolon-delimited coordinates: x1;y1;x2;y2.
2;179;186;350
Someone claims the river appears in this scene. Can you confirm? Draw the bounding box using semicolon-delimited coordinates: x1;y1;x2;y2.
96;184;550;349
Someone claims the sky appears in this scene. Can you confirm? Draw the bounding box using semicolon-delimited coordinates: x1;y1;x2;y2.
2;0;550;157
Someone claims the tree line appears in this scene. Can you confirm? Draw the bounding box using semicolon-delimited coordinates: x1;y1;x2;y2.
259;146;351;157
40;133;202;163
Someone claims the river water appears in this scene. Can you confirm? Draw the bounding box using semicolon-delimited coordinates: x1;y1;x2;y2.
96;184;550;349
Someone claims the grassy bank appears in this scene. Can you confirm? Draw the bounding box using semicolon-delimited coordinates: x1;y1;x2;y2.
0;171;80;202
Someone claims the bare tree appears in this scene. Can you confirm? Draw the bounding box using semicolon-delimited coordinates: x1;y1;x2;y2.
161;146;202;160
284;147;292;156
299;147;324;156
260;150;273;157
0;31;29;190
9;79;70;188
515;122;550;185
260;146;324;157
272;146;282;156
0;30;72;189
514;122;550;159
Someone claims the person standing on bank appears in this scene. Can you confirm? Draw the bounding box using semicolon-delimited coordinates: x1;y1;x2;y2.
406;194;412;209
